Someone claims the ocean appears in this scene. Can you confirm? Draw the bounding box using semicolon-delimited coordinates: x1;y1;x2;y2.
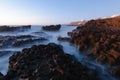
0;25;117;80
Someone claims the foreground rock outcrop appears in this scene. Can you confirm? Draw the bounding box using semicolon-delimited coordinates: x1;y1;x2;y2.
2;43;100;80
42;24;61;31
69;16;120;79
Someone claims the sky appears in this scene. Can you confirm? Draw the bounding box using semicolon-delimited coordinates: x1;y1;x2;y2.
0;0;120;25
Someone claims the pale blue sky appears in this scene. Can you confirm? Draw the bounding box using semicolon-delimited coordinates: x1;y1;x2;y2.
0;0;120;25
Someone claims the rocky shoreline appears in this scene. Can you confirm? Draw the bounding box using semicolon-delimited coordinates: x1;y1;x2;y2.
0;18;120;80
69;16;120;79
0;43;100;80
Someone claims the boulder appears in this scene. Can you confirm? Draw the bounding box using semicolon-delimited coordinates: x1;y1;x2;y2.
42;24;61;31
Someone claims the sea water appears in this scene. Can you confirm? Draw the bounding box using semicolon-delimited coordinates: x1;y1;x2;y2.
0;25;117;80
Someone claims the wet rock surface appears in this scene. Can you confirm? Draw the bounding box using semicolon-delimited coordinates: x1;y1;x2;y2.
2;43;100;80
42;24;61;31
69;16;120;79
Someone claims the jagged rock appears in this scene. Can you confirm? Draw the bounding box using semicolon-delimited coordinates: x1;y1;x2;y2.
69;16;120;65
69;16;120;79
42;24;61;31
3;43;100;80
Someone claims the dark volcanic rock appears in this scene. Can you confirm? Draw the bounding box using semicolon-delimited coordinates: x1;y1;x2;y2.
42;24;61;31
0;25;31;32
57;36;70;42
3;43;100;80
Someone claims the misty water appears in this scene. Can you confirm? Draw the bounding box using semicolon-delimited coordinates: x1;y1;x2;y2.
0;26;117;80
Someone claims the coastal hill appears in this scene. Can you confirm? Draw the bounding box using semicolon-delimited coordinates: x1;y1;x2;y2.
67;14;120;27
66;20;88;26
